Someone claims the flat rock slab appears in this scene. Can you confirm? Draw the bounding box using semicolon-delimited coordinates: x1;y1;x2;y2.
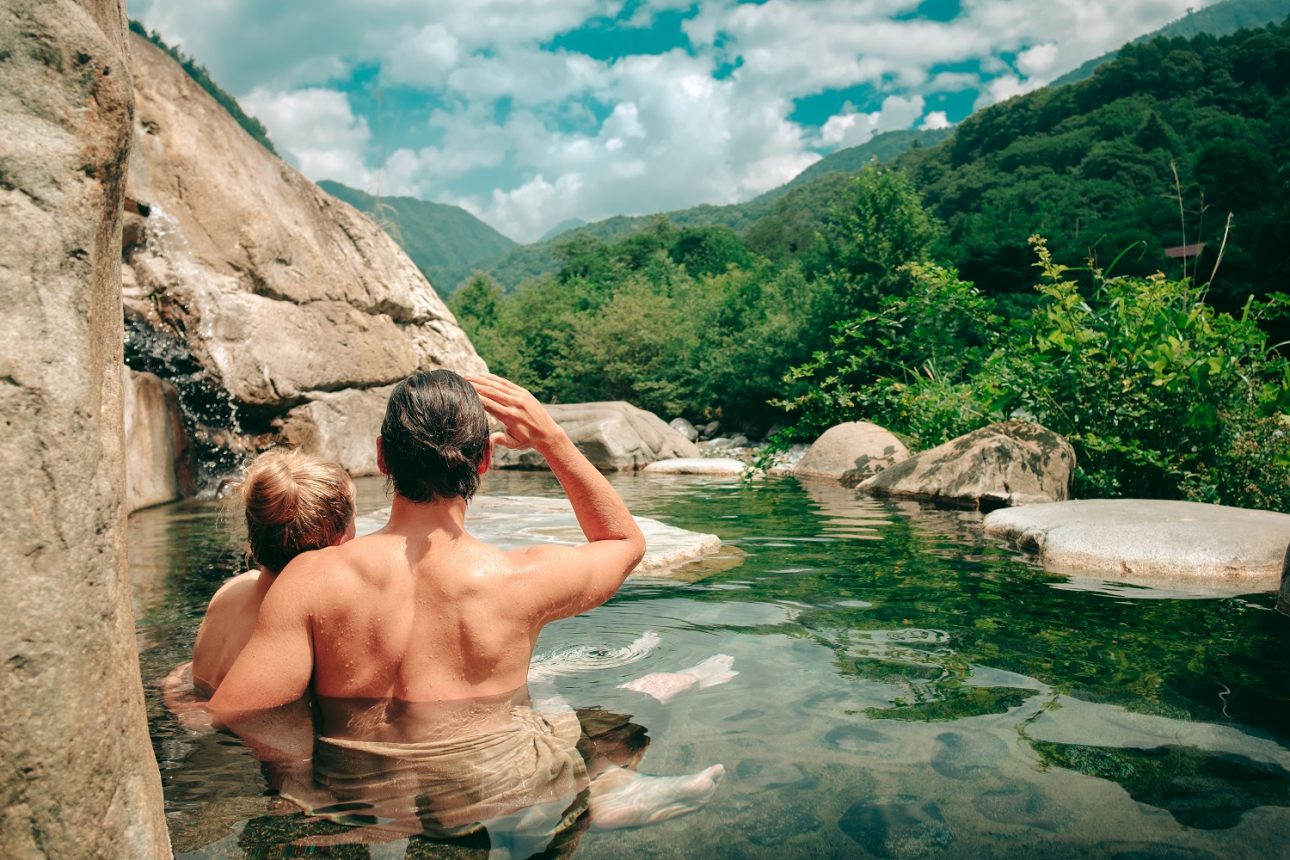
355;495;724;578
984;499;1290;595
642;457;745;476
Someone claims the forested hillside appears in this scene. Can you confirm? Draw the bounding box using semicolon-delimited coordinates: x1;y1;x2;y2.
900;18;1290;312
1052;0;1290;86
319;181;517;293
455;20;1290;509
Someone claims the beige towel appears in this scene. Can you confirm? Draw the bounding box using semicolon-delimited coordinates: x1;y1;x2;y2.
290;702;588;846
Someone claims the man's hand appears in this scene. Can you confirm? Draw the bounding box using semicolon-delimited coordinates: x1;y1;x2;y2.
467;374;565;452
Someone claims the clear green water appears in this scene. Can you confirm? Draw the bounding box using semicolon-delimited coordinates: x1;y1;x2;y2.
132;472;1290;858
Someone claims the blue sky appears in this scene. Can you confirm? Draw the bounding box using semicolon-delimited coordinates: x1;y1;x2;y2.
129;0;1207;242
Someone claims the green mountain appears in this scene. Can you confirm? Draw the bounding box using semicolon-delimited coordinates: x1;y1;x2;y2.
1052;0;1290;86
319;181;518;293
483;128;949;290
539;218;588;242
897;18;1290;311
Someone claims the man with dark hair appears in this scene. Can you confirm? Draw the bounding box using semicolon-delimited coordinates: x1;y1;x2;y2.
208;372;723;841
211;370;647;715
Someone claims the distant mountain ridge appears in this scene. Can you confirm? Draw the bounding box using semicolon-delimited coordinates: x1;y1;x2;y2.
319;181;518;293
482;127;952;290
1052;0;1290;86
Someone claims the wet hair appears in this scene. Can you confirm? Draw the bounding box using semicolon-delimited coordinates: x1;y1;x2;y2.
239;449;355;574
380;369;489;503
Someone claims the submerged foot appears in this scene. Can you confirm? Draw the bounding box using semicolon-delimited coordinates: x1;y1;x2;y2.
589;764;725;830
618;655;737;704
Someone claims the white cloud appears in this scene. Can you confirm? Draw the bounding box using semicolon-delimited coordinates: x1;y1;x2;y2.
820;95;925;149
133;0;1210;240
239;88;373;188
920;110;951;131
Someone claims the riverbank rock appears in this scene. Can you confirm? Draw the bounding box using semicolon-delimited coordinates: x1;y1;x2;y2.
670;417;700;442
354;495;724;577
0;1;169;854
121;33;485;489
643;457;746;476
794;421;909;482
278;386;392;477
494;402;699;471
985;499;1290;595
858;420;1074;509
124;368;195;511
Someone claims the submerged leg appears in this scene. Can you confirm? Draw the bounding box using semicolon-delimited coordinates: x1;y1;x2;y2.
588;765;725;830
618;655;738;704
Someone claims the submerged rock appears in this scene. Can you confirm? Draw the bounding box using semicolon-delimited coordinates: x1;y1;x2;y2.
354;495;723;577
121;33;485;490
837;797;954;858
794;421;909;482
493;402;699;471
858;420;1074;509
984;499;1290;595
643;457;745;476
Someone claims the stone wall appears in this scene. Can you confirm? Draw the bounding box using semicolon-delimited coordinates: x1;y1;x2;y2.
0;0;170;855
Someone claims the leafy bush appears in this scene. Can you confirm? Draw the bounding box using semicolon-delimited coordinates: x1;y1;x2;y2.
773;239;1290;509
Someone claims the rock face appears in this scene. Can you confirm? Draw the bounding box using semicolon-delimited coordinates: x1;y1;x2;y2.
494;402;700;471
279;386;392;477
984;499;1290;596
124;368;194;512
0;2;170;855
121;33;485;488
794;421;910;482
858;420;1074;509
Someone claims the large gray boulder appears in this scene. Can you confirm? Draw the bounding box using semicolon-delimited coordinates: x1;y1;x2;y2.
124;368;194;512
0;2;170;855
121;33;485;483
985;499;1290;596
494;402;700;471
858;420;1074;509
278;385;393;477
794;421;909;482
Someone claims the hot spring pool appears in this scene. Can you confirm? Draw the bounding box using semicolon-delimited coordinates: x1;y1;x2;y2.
130;471;1290;858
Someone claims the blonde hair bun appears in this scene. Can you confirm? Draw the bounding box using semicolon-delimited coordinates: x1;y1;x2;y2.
241;449;355;573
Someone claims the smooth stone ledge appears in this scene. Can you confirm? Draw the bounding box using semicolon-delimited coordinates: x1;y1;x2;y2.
642;457;745;477
355;495;725;578
984;499;1290;597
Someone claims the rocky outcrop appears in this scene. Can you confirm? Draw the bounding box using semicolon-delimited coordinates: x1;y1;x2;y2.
494;402;700;471
278;386;392;477
794;421;909;482
121;33;485;488
984;500;1290;596
124;368;194;512
858;420;1074;509
669;417;700;443
0;2;170;855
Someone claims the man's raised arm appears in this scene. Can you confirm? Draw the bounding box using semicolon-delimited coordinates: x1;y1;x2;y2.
468;374;646;620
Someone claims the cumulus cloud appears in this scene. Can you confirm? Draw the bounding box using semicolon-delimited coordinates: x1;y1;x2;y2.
819;95;926;149
133;0;1206;240
239;87;373;188
920;111;951;131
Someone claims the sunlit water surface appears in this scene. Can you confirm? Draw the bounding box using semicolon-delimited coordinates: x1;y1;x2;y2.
131;472;1290;858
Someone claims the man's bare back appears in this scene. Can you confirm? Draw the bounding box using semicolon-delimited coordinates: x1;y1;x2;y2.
210;373;646;734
